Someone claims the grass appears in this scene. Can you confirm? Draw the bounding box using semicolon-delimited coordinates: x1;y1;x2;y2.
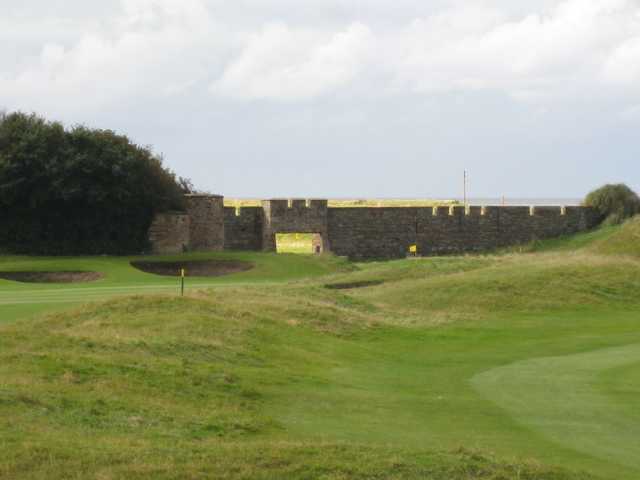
0;251;351;323
502;216;640;256
1;219;640;479
589;215;640;257
472;343;640;472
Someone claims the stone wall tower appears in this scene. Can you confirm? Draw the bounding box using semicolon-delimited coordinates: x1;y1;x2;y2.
184;194;225;251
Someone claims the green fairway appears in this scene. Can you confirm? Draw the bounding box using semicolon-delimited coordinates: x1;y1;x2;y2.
0;251;351;323
473;343;640;472
1;219;640;479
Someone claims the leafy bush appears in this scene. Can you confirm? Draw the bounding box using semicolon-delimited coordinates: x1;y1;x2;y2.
0;112;187;254
584;183;640;225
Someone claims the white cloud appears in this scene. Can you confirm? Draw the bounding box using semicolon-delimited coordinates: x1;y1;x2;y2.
0;0;221;111
209;0;640;102
2;0;640;108
210;22;373;100
391;0;640;97
603;35;640;85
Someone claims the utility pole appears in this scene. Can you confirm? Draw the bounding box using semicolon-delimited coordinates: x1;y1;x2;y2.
463;170;468;207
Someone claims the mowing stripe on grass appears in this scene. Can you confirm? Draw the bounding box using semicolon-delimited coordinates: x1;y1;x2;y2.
0;281;287;305
471;343;640;471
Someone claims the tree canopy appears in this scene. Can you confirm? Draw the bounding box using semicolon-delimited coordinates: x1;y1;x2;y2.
584;183;640;226
0;112;187;254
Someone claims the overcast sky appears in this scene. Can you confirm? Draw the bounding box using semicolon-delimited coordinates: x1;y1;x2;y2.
1;0;639;199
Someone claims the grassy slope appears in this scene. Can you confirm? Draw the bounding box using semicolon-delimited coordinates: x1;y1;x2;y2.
2;219;640;479
472;344;640;472
504;215;640;257
589;216;640;257
0;294;596;480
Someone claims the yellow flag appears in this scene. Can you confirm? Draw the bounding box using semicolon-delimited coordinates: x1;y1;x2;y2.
409;245;417;254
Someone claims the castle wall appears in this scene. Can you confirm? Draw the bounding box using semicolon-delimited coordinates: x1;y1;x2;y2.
328;205;600;259
328;208;418;259
261;199;329;251
150;195;600;259
224;207;263;250
185;194;225;251
147;212;190;254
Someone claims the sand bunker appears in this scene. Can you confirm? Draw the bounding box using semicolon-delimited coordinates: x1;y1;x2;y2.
0;271;104;283
130;260;253;277
324;280;384;290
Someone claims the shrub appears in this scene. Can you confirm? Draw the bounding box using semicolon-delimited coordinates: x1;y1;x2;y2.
584;183;640;225
0;112;188;254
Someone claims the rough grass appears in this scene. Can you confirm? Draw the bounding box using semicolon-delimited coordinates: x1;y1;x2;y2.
502;214;640;257
589;215;640;257
2;221;640;479
0;293;601;480
351;253;640;325
2;442;590;480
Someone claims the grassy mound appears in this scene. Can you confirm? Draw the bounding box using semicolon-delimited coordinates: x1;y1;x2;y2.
589;215;640;257
315;252;640;326
2;235;640;478
0;295;599;479
501;215;640;257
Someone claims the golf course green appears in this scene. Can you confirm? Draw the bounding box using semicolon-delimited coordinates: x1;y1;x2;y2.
1;218;639;479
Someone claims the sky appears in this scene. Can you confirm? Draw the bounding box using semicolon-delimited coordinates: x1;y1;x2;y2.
1;0;639;199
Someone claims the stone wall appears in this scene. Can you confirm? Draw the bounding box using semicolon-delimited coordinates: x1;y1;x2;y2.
261;199;329;251
150;195;600;259
224;207;263;250
328;208;418;259
328;205;600;259
185;194;225;251
147;212;190;254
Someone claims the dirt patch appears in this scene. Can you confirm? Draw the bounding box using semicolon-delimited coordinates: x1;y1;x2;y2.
0;271;104;283
130;260;253;277
324;280;384;290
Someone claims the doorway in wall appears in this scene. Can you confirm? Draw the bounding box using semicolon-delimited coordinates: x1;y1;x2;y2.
275;233;323;254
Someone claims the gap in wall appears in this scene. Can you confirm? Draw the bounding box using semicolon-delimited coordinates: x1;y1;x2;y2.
276;233;323;254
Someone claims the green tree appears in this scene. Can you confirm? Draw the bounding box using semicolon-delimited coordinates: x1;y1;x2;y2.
0;112;187;254
584;183;640;225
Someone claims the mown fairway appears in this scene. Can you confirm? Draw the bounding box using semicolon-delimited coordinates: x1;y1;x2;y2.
1;219;640;479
